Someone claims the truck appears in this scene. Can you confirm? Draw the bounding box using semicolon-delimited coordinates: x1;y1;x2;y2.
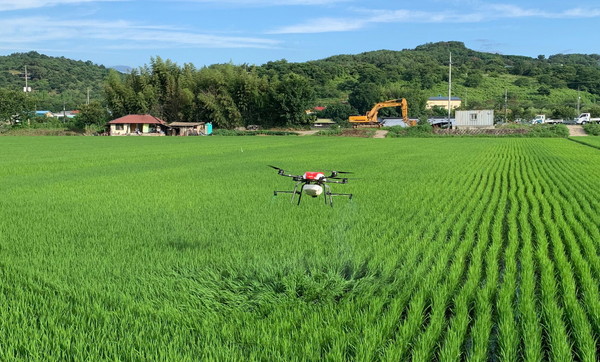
575;113;600;124
531;115;563;124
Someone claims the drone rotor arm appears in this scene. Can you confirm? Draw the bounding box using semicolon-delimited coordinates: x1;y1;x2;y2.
323;178;349;184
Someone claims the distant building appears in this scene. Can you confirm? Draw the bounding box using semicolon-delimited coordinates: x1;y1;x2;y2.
427;117;454;128
169;122;206;136
312;118;336;128
426;95;462;110
35;111;54;117
306;106;327;115
454;110;494;129
108;114;168;136
380;118;419;127
54;110;79;120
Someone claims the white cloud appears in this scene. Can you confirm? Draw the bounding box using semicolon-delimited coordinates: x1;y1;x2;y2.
268;18;365;34
181;0;350;5
0;17;280;49
368;9;485;24
0;0;121;11
269;4;600;34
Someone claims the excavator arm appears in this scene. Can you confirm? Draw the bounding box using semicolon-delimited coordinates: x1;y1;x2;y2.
349;98;414;126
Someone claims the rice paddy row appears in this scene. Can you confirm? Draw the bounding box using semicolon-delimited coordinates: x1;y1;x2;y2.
0;136;598;360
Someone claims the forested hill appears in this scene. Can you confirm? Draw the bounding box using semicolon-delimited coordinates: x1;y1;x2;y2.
0;51;109;110
259;41;600;119
2;42;600;125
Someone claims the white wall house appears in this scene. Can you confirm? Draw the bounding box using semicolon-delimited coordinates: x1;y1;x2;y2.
108;114;168;136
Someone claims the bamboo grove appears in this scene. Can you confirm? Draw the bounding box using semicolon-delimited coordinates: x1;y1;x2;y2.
103;57;317;129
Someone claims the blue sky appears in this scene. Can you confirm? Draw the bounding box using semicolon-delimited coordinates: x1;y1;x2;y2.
1;0;599;68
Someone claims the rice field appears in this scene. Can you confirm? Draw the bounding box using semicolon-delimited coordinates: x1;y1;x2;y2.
0;136;599;360
571;136;600;149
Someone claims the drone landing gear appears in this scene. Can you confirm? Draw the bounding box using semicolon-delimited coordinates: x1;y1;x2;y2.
323;184;352;207
274;181;306;205
274;182;352;207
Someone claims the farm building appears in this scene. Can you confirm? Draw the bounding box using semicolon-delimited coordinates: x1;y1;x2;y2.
108;114;168;136
426;96;462;110
428;117;455;128
312;118;336;128
380;118;419;127
169;122;206;136
35;111;54;118
54;110;79;120
454;110;494;129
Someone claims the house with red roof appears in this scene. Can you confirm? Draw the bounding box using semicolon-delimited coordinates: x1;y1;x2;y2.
107;114;168;136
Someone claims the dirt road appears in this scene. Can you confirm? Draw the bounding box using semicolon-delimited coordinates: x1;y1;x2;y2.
373;130;388;138
567;125;587;137
295;130;319;136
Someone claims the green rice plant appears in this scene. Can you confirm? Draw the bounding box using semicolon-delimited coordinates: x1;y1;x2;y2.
515;149;543;362
569;135;600;149
0;137;598;360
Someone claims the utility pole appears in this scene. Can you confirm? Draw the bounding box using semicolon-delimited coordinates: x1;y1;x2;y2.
448;52;452;128
87;87;90;105
504;89;508;122
23;66;31;93
24;66;32;126
577;87;581;115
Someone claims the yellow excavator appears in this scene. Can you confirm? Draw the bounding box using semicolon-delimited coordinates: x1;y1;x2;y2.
348;98;416;127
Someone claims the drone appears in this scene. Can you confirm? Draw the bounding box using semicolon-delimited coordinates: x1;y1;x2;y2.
269;165;353;206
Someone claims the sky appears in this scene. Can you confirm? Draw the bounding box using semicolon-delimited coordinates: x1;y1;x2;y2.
1;0;599;68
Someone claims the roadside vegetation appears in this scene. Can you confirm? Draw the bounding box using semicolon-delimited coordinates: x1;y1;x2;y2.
211;129;299;136
582;123;600;136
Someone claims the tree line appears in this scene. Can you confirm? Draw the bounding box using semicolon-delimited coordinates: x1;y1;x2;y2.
1;42;600;130
103;57;316;129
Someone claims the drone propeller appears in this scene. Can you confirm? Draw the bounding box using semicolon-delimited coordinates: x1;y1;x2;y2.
325;169;353;174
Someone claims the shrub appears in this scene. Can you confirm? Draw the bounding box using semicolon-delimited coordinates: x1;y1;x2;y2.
582;123;600;136
212;129;299;136
385;124;434;138
528;124;569;138
314;126;343;136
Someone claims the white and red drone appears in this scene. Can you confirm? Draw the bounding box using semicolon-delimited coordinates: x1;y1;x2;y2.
269;165;353;206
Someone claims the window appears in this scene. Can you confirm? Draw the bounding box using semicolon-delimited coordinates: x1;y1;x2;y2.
470;113;478;122
115;124;124;130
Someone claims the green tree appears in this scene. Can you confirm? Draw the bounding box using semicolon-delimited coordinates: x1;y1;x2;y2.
464;71;483;88
73;101;109;129
272;73;315;127
0;88;33;124
551;106;576;120
316;102;356;127
537;86;551;96
348;83;380;114
584;104;600;117
513;78;531;87
429;105;448;117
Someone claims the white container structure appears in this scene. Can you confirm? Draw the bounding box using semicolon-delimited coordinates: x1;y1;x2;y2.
454;110;494;129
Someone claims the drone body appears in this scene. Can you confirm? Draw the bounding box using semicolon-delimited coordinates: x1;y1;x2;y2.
269;166;353;206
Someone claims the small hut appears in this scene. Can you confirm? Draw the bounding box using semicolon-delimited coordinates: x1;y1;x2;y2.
312;118;336;128
168;122;206;136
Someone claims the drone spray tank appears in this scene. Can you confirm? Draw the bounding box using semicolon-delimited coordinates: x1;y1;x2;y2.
302;172;325;197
